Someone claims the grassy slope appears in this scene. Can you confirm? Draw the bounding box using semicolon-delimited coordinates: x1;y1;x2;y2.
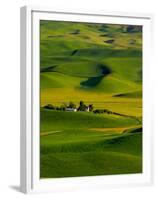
40;21;142;178
40;109;142;178
40;109;138;132
40;21;142;111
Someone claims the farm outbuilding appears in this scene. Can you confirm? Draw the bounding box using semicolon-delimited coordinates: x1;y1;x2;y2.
65;108;77;112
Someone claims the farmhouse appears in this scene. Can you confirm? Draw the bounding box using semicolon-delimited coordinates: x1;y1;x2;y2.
85;106;89;112
65;108;77;112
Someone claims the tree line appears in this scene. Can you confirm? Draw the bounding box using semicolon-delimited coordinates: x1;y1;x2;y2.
43;100;116;115
43;101;94;112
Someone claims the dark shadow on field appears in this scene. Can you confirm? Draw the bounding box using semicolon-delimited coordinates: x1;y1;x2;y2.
104;39;115;44
40;65;57;72
80;63;111;88
71;49;78;56
80;76;104;88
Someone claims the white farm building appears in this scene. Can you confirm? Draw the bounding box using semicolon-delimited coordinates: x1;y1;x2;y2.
65;108;77;112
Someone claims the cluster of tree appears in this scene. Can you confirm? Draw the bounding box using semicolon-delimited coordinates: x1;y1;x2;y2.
93;109;113;114
77;101;93;112
43;101;94;112
67;101;76;109
43;104;66;111
43;102;117;115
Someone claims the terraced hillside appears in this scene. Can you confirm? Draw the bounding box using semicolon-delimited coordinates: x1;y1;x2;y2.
40;20;142;178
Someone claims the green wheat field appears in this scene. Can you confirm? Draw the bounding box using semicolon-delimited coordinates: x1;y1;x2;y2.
40;20;142;178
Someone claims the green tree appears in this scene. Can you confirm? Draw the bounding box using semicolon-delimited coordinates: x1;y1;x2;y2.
68;101;76;109
60;105;66;111
78;101;86;111
43;104;55;110
89;104;94;112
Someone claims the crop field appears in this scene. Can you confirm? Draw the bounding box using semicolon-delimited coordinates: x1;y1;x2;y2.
40;20;142;178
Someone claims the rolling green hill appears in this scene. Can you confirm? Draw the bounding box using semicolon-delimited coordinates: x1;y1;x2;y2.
40;20;142;178
40;109;142;178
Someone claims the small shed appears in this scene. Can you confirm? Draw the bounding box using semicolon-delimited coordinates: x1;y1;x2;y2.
65;108;77;112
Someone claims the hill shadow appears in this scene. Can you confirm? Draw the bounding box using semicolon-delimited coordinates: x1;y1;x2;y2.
40;65;57;73
80;64;111;88
80;76;104;88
